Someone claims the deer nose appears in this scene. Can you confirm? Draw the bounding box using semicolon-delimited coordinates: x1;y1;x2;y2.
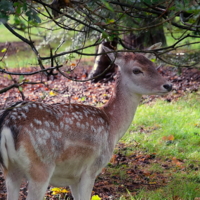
163;84;172;92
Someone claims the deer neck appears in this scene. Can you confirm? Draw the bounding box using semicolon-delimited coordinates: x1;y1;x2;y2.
102;73;141;147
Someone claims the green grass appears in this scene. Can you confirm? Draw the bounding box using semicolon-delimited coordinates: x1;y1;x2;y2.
0;24;22;42
118;92;200;199
119;179;200;200
123;92;200;161
165;26;200;50
1;50;37;69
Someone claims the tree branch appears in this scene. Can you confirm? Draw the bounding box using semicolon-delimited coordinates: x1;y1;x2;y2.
3;22;47;74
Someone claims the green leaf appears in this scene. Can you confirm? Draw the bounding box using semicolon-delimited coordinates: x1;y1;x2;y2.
0;0;14;23
151;58;156;62
14;16;26;30
106;19;115;24
18;86;23;92
19;75;24;83
81;96;86;101
0;0;14;13
101;29;109;39
26;8;41;24
13;2;23;15
100;0;114;12
3;74;12;80
1;48;7;53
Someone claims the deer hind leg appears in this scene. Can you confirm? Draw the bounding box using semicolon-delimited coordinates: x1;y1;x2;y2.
5;168;23;200
26;166;55;200
70;183;80;200
70;172;96;200
26;179;50;200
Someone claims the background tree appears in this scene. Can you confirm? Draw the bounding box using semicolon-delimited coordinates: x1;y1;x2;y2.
0;0;200;92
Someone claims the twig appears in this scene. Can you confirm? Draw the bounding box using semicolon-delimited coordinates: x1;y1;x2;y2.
0;65;63;76
0;81;45;94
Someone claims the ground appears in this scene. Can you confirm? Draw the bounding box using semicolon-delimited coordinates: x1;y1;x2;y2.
0;52;200;199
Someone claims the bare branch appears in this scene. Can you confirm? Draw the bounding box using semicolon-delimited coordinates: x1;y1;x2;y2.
0;65;63;76
0;81;44;94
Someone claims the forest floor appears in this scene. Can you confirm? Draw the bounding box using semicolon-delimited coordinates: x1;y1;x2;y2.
0;56;200;199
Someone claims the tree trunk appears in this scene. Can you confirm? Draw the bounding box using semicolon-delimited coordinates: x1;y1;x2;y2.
88;38;118;83
123;25;166;50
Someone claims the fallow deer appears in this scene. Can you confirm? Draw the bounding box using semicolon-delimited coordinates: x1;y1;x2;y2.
0;45;172;200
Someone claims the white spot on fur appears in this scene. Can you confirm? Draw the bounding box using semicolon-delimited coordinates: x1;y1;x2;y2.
97;126;103;133
37;129;50;145
81;124;85;129
39;105;43;110
65;124;70;130
98;118;105;124
49;121;55;128
91;125;96;132
21;112;27;119
65;118;70;124
30;123;33;128
32;104;37;108
76;122;81;128
44;121;50;128
65;118;73;124
23;106;29;113
60;121;64;129
34;118;42;125
84;110;88;117
45;108;53;115
17;115;21;120
76;112;83;119
11;112;17;115
72;113;79;120
10;115;17;120
56;131;62;138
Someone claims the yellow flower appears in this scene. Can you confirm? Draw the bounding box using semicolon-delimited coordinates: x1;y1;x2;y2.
61;189;69;193
49;90;57;96
51;187;69;195
91;195;101;200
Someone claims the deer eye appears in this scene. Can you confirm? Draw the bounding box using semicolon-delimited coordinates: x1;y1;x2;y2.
132;68;143;75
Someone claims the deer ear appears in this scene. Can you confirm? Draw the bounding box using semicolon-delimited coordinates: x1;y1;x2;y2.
102;45;119;63
147;42;162;51
144;42;162;59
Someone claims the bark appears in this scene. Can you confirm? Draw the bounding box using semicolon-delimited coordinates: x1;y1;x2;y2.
88;38;118;83
123;26;166;50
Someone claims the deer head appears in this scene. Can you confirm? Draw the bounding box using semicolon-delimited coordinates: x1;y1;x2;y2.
103;45;172;96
